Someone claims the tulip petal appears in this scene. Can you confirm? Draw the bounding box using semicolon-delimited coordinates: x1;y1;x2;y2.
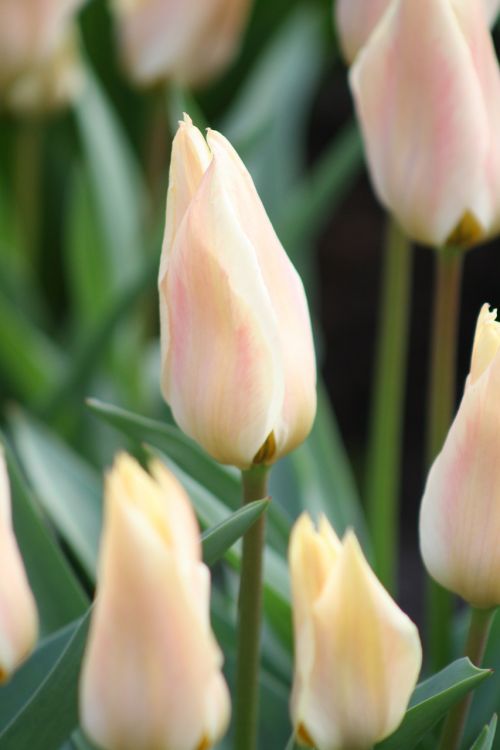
206;131;317;457
160;152;284;468
420;349;500;607
0;450;38;681
336;0;391;63
350;0;500;246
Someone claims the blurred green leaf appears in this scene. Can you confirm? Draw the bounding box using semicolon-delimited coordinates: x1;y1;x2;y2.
465;610;500;748
0;621;78;732
87;398;290;554
0;611;90;750
471;716;498;750
9;410;102;580
74;67;144;293
0;292;65;406
377;659;492;750
291;382;368;549
223;6;325;218
202;499;270;566
1;434;88;635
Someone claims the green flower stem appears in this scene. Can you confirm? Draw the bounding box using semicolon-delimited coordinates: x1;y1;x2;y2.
15;120;43;269
438;607;497;750
426;248;464;671
366;218;412;594
234;465;270;750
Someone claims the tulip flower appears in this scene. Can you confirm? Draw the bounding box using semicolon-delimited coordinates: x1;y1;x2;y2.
4;24;84;113
0;0;81;87
109;0;252;87
420;304;500;608
290;514;422;750
158;115;316;469
80;454;230;750
0;448;38;681
349;0;500;248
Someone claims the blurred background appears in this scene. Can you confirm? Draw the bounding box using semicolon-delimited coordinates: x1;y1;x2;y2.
1;0;500;640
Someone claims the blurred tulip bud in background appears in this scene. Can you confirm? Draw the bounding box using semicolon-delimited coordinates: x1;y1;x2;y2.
0;0;82;86
109;0;252;87
350;0;500;248
80;454;230;750
4;24;84;114
420;304;500;608
336;0;500;64
289;514;421;750
158;115;316;469
0;449;38;682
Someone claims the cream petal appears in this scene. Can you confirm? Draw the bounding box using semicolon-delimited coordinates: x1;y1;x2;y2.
350;0;495;247
206;131;317;458
160;154;284;468
420;349;500;607
335;0;391;63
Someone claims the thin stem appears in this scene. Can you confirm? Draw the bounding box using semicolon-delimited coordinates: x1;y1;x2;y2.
366;218;412;594
425;248;464;671
14;120;43;271
438;608;496;750
234;465;270;750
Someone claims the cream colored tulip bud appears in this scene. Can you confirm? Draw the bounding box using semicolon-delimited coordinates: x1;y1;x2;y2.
80;454;230;750
0;0;82;86
336;0;499;64
0;448;38;681
4;24;84;114
350;0;500;248
420;304;500;608
290;514;422;750
158;115;317;469
109;0;252;87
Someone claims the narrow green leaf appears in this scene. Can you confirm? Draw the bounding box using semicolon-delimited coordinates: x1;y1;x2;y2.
202;499;270;566
9;410;102;580
0;621;78;732
1;434;88;635
87;398;290;553
470;715;498;750
377;658;492;750
74;67;143;294
0;611;91;750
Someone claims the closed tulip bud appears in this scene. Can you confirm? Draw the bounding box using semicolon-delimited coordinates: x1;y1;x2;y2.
0;449;38;681
0;0;82;87
109;0;252;87
4;24;84;114
349;0;500;248
290;514;421;750
158;115;316;469
420;304;500;608
80;454;230;750
336;0;500;64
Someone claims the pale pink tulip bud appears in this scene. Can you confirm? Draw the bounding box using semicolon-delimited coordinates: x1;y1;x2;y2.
0;449;38;681
4;24;85;114
80;454;230;750
290;514;422;750
109;0;252;87
0;0;82;86
336;0;500;64
158;115;317;469
349;0;500;248
420;304;500;608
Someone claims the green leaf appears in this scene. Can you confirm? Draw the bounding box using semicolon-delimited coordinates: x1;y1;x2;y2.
0;611;91;750
0;621;78;732
9;410;102;580
470;716;498;750
74;67;144;294
0;292;65;406
202;499;270;566
87;399;290;554
291;382;369;550
377;659;492;750
1;433;88;635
